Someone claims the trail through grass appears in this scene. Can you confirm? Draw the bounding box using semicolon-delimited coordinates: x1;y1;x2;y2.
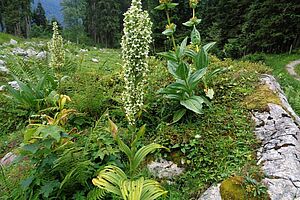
265;53;300;114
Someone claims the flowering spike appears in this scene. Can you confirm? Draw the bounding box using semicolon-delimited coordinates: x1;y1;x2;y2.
48;22;65;70
121;0;153;125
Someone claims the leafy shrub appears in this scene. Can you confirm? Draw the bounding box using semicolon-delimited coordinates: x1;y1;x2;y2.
59;71;123;120
155;0;222;123
241;53;266;63
29;24;52;39
13;97;120;199
223;38;245;59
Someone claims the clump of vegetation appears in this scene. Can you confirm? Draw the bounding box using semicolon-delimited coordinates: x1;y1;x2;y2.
243;85;281;112
155;0;220;123
220;176;268;200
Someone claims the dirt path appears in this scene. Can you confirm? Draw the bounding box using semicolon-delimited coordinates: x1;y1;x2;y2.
286;59;300;81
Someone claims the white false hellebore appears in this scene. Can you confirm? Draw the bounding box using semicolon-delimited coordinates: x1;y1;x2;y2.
48;22;65;70
121;0;152;125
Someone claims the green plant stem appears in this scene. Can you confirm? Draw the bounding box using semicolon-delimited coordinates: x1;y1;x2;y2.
193;8;195;18
166;10;177;51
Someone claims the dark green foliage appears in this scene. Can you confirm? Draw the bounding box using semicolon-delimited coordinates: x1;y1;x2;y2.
5;59;58;112
61;0;90;44
85;0;121;47
32;2;47;27
142;57;269;198
1;0;31;37
265;53;300;115
198;0;300;57
242;0;300;54
12;109;120;199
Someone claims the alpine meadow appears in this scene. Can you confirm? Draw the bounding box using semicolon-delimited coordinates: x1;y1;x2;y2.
0;0;300;200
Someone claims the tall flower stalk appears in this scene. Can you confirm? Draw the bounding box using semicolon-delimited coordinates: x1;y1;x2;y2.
121;0;152;125
48;22;65;70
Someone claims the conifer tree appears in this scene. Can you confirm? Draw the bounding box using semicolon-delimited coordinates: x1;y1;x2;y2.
33;1;47;27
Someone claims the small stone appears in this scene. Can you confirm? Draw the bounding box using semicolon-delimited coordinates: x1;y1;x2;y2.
12;47;27;56
0;66;9;73
9;39;18;45
0;85;5;91
8;81;20;90
0;152;17;166
36;51;47;59
26;48;37;57
0;59;5;65
92;58;99;63
79;49;88;53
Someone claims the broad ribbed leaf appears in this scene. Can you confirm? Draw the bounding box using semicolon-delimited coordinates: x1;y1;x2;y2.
185;49;197;59
92;165;127;197
188;68;207;89
180;95;205;114
157;52;177;62
203;42;216;52
175;62;190;80
166;2;178;9
141;180;168;200
154;4;166;10
162;28;174;36
178;37;188;58
191;26;201;45
172;109;186;124
132;144;165;174
195;49;208;70
117;137;133;161
195;42;216;69
167;61;179;77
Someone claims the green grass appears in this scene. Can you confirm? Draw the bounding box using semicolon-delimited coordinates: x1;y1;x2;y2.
265;53;300;114
0;33;22;44
295;64;300;76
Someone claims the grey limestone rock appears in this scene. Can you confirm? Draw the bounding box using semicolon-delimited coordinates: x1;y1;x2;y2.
36;51;47;59
198;184;222;200
9;39;18;45
0;85;5;91
26;48;37;57
252;75;300;199
147;159;184;179
12;47;27;56
8;81;20;90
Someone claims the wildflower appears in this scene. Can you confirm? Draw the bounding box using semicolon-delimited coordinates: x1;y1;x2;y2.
121;0;152;125
48;22;65;70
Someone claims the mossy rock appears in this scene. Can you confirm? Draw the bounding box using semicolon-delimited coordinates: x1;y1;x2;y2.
243;84;281;112
220;176;247;200
220;176;265;200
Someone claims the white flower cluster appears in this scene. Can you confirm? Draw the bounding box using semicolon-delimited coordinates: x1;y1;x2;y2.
48;22;65;70
121;0;153;125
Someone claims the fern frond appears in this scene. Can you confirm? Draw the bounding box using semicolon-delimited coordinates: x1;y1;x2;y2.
87;188;106;200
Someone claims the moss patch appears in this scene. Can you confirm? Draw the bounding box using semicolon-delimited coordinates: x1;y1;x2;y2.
295;64;300;77
220;176;267;200
243;85;281;112
220;176;247;200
